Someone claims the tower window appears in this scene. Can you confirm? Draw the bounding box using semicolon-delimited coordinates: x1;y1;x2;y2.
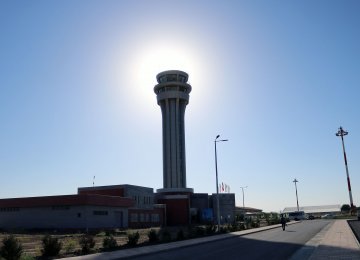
178;75;186;82
166;74;177;82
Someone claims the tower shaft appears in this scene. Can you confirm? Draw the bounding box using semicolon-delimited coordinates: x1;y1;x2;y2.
154;71;192;192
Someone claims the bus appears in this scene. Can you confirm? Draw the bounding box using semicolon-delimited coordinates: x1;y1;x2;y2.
287;211;305;221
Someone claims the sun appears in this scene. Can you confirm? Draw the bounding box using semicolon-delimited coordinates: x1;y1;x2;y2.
134;43;199;88
124;39;205;105
112;36;214;126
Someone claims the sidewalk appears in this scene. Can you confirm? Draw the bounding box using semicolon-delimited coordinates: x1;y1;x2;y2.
63;220;360;260
291;219;360;260
308;219;360;259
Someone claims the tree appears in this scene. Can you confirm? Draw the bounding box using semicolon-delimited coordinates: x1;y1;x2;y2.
341;204;351;213
79;235;95;254
42;235;62;257
0;235;23;260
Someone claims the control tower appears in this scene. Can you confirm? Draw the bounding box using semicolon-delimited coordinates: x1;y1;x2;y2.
154;70;193;194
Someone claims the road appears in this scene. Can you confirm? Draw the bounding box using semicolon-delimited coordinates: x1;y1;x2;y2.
127;220;331;260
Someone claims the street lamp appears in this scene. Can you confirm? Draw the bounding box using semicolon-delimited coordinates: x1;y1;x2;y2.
336;126;354;209
240;186;248;208
215;135;228;231
293;178;299;212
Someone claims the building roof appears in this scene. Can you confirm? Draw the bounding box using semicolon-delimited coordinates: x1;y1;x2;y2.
235;206;263;213
282;205;341;214
0;194;135;208
78;184;154;194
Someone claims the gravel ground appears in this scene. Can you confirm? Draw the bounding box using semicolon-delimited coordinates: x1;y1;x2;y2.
348;220;360;243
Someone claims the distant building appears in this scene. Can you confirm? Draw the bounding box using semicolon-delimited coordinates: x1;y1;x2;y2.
235;206;263;216
282;205;341;217
0;185;164;230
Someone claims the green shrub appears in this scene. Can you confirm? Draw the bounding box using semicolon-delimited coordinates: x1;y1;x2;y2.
79;235;95;254
228;223;238;232
176;229;185;240
0;235;23;260
147;229;158;243
63;238;77;255
19;255;35;260
188;226;206;238
160;230;171;243
105;230;116;237
239;223;245;230
195;226;205;236
205;224;216;235
127;232;140;247
102;236;117;250
187;227;196;238
251;220;260;228
219;226;229;233
41;235;62;257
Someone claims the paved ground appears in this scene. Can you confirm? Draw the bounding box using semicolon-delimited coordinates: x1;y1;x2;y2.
63;220;360;260
349;220;360;243
291;219;360;260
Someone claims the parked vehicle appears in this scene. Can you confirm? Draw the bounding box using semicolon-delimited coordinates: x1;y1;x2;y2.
307;215;315;220
287;211;306;221
321;214;334;219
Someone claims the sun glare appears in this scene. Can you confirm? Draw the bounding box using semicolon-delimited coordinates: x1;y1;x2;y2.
122;40;206;109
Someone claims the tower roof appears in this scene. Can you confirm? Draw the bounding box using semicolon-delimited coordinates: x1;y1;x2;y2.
156;70;189;84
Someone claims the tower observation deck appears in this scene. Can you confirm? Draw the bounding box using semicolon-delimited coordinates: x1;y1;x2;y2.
154;70;193;193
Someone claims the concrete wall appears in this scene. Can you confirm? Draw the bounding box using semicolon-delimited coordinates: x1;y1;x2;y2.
122;185;155;209
190;193;209;209
211;193;235;224
78;184;155;210
128;208;164;228
157;194;190;226
0;205;128;230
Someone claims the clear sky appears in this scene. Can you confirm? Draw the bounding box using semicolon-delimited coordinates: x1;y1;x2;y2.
0;1;359;213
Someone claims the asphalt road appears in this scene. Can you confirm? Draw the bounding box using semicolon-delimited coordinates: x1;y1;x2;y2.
127;220;331;260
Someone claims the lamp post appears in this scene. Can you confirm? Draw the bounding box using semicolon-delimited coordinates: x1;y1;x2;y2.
336;126;354;208
293;178;299;212
215;135;228;231
240;186;248;208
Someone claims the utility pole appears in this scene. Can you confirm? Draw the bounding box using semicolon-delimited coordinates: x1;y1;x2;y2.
215;135;228;231
293;178;299;212
240;186;248;208
336;126;354;208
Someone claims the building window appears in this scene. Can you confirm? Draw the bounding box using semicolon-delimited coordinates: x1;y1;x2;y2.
130;213;138;222
77;213;82;218
52;206;70;210
0;207;19;212
93;210;108;216
151;214;159;222
140;213;144;222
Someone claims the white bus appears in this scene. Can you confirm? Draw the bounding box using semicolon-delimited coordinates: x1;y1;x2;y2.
287;211;305;221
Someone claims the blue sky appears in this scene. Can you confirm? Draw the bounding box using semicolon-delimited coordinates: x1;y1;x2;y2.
0;1;359;212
